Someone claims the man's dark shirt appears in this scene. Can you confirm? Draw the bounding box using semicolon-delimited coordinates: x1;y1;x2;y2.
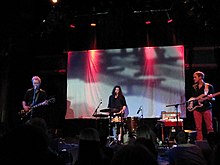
23;88;47;106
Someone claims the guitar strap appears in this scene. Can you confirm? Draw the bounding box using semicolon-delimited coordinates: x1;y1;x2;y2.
32;92;40;106
192;84;197;90
29;91;39;119
35;92;40;104
204;83;209;95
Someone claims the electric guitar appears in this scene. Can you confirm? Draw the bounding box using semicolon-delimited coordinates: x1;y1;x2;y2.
19;98;56;120
187;92;220;112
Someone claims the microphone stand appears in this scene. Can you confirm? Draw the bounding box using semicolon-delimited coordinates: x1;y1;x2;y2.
141;108;143;119
140;108;144;127
137;106;144;126
92;100;102;131
92;100;102;117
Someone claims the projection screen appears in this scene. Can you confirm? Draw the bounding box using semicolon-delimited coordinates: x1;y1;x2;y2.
66;45;185;119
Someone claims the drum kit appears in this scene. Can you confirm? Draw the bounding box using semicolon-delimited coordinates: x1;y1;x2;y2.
93;108;123;124
93;108;140;144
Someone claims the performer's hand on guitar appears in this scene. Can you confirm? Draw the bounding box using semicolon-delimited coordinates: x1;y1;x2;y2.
19;105;30;117
43;100;49;105
23;105;30;112
207;94;215;101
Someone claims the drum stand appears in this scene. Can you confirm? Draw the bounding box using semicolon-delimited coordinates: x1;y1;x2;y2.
107;115;117;146
107;113;124;146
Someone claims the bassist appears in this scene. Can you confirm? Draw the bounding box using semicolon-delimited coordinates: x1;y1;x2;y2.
190;71;215;141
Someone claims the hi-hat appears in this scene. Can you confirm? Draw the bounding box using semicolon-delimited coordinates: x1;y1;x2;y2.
100;108;120;113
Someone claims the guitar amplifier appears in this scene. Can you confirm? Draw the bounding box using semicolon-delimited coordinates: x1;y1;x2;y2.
161;111;180;120
158;111;184;142
157;119;184;142
157;119;184;127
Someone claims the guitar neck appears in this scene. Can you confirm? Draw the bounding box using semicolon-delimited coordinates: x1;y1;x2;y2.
32;102;44;109
199;92;220;102
213;92;220;97
31;98;55;109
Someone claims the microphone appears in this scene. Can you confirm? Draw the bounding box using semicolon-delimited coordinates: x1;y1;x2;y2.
137;106;142;114
100;99;102;104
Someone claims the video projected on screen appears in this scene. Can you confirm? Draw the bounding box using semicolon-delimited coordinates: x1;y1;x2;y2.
66;45;185;119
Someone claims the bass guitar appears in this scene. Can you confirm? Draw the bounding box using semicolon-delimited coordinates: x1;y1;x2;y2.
19;97;56;120
187;92;220;112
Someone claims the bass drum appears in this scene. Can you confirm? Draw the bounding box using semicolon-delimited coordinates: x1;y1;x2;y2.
125;117;140;133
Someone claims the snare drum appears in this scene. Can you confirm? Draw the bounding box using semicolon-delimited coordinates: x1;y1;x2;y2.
125;117;140;133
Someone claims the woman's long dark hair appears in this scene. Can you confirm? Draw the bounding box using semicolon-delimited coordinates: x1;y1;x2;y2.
112;85;123;96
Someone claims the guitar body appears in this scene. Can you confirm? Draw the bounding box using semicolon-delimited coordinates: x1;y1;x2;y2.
187;92;220;112
19;98;55;120
19;109;33;121
187;99;203;112
19;109;31;120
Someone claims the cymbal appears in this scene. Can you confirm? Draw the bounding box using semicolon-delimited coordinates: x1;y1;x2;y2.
92;113;108;117
100;108;120;113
